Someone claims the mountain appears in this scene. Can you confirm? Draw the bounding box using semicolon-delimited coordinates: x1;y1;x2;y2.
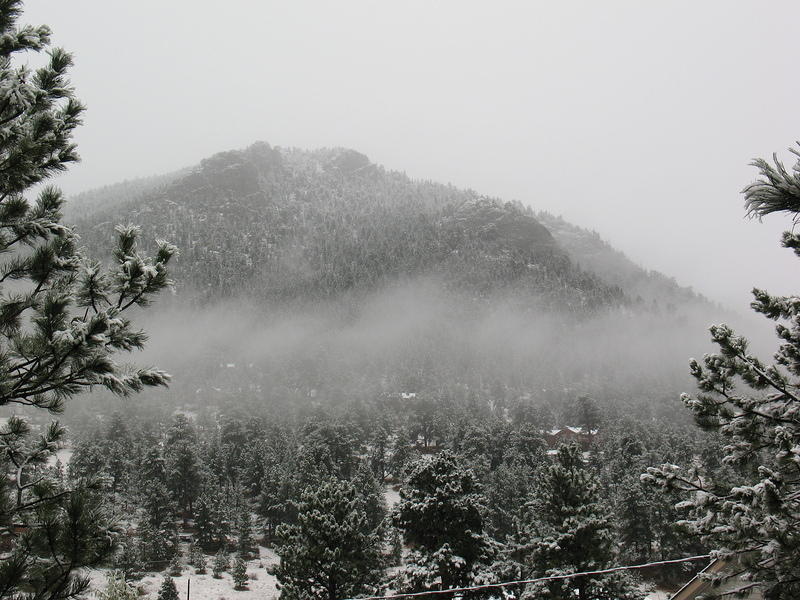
535;212;712;311
60;142;719;421
67;141;698;315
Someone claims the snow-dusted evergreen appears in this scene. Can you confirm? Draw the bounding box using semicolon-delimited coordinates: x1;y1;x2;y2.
272;478;385;600
507;444;641;600
393;451;497;599
645;145;800;599
0;1;174;597
232;554;249;590
156;576;179;600
95;572;138;600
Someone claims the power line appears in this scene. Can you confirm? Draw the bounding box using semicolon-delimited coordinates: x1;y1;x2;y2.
347;554;712;600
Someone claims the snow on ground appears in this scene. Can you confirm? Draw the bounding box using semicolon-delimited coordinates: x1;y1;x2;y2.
644;588;672;599
384;485;401;509
47;447;73;467
88;546;280;600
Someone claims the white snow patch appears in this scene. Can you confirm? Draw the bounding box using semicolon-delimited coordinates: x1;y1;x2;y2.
87;546;280;600
384;485;401;508
47;448;73;467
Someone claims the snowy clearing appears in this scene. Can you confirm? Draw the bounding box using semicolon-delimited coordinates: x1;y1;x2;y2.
87;547;280;600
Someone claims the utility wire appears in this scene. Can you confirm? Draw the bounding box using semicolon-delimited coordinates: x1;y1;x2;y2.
348;554;712;600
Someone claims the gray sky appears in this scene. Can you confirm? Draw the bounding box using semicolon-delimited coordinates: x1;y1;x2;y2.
23;1;800;309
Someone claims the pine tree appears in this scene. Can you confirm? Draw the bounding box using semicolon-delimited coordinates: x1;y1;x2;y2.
573;395;601;432
156;576;179;600
212;548;229;578
189;543;207;574
352;462;387;534
0;419;116;598
393;451;496;598
645;145;800;599
137;518;176;565
258;461;292;541
484;458;533;542
115;536;145;580
272;478;384;600
194;484;230;550
0;2;175;597
614;478;654;565
389;527;404;566
168;553;182;576
232;555;248;590
387;428;420;481
236;508;255;557
513;444;640;600
68;435;107;480
368;421;392;480
166;438;200;517
95;571;138;600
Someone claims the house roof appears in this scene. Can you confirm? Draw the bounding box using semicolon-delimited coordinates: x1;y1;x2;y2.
546;426;599;436
670;559;763;600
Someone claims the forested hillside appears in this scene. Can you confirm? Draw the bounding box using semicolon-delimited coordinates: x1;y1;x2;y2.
537;211;711;310
68;142;625;313
60;142;718;425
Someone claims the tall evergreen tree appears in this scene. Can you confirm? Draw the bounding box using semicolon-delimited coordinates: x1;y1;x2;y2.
0;3;175;596
646;145;800;599
512;444;640;600
166;438;201;517
393;451;496;598
167;553;182;576
272;478;384;600
188;543;206;574
258;461;293;541
387;427;420;480
484;457;534;542
114;535;145;580
194;483;231;550
236;507;255;557
352;462;387;534
137;446;178;563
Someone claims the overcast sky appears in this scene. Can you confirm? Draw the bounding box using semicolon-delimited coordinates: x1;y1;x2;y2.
23;1;800;309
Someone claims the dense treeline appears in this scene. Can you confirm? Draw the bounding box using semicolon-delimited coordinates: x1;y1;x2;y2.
57;396;721;598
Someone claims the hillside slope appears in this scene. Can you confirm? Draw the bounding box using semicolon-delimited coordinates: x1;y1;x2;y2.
68;142;624;314
58;142;722;421
536;211;711;311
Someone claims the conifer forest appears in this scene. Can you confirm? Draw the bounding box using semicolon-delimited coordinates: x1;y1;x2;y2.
0;2;798;599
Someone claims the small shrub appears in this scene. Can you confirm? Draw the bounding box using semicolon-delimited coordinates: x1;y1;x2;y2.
157;576;179;600
231;555;248;590
212;549;229;578
168;554;182;576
